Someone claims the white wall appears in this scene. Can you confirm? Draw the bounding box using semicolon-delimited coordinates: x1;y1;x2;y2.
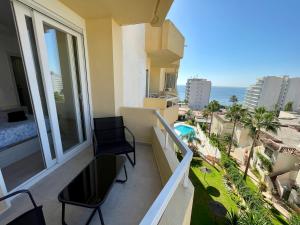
122;24;147;107
258;76;283;110
283;78;300;111
187;79;211;110
0;34;20;110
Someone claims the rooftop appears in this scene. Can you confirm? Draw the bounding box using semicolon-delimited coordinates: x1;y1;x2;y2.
263;126;300;156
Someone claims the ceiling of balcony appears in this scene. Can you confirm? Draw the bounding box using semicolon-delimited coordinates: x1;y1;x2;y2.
149;50;181;67
59;0;173;26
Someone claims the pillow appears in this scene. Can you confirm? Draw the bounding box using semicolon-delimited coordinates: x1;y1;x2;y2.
8;111;27;122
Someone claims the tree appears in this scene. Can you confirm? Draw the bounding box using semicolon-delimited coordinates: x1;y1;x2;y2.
183;132;196;147
229;95;238;105
284;101;293;111
225;104;247;156
202;108;210;124
241;107;280;180
207;100;221;137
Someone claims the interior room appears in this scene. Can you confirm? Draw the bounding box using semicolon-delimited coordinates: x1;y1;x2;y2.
0;0;45;191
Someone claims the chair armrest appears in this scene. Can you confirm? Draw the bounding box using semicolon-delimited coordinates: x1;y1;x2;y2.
124;126;135;148
0;190;37;208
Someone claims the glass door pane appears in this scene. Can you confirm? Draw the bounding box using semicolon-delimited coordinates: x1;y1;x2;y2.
43;25;84;152
0;2;49;191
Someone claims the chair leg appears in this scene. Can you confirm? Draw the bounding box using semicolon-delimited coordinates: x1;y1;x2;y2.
116;165;127;183
97;207;105;225
62;203;67;225
125;152;135;167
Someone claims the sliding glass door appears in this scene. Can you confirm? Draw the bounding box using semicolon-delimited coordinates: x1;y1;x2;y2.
12;2;91;170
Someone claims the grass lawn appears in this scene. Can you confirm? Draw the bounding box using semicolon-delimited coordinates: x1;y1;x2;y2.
190;158;237;225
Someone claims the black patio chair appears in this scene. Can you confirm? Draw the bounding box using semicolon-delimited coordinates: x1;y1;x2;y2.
93;116;136;166
0;190;46;225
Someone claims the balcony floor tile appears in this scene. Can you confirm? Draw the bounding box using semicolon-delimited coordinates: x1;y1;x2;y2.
0;144;162;225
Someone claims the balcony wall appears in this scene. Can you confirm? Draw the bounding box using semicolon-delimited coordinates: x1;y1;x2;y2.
121;107;193;225
146;20;185;67
143;98;179;124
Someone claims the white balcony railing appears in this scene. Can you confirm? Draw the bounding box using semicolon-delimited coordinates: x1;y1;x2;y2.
139;111;193;225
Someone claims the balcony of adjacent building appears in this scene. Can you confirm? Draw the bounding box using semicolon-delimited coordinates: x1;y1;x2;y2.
146;20;185;68
0;107;193;225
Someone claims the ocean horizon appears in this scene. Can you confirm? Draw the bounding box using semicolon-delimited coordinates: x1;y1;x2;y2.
177;85;246;106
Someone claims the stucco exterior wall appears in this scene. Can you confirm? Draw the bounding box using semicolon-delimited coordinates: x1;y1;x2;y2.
86;18;116;117
149;67;165;94
234;124;252;147
122;24;147;107
211;115;233;137
272;152;300;176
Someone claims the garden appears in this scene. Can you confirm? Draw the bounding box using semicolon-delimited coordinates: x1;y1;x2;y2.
187;134;297;225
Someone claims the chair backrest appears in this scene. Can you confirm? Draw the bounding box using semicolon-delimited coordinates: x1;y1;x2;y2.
93;116;125;145
0;190;46;225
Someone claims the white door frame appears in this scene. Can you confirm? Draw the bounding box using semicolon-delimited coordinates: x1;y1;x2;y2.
12;1;92;165
13;2;55;168
32;11;91;161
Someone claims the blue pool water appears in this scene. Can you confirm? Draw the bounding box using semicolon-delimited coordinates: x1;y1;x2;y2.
175;125;195;136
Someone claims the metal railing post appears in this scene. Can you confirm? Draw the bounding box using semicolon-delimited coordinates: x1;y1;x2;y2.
164;133;169;149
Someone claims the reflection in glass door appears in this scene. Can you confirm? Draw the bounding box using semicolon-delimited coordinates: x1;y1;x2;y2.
43;25;85;152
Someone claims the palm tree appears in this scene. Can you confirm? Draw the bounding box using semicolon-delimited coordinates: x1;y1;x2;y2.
229;95;238;105
202;108;210;124
207;100;220;137
241;107;280;180
184;132;195;147
225;104;247;156
284;101;293;111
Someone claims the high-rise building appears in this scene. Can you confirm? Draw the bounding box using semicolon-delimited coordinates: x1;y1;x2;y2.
244;76;300;112
185;78;211;110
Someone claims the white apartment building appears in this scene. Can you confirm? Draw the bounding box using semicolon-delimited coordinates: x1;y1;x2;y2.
185;78;211;110
244;76;300;112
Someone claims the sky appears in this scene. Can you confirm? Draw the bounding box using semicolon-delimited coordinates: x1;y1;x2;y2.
167;0;300;87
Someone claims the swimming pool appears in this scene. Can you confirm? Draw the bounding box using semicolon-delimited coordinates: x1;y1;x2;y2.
174;125;195;136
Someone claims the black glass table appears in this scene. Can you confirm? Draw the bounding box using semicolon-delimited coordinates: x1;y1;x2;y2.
58;154;127;225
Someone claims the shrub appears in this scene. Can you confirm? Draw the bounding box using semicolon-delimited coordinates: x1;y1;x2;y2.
259;181;267;192
256;152;273;172
289;213;300;225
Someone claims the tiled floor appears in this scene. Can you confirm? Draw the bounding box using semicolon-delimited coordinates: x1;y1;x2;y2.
0;143;162;225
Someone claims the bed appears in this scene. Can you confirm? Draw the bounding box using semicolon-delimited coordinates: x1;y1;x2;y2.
0;115;50;151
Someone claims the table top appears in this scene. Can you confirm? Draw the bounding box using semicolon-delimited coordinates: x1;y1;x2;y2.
58;154;126;208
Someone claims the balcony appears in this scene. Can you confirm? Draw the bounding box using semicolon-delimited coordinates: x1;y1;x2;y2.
144;96;179;125
59;0;173;26
146;20;185;67
0;107;193;225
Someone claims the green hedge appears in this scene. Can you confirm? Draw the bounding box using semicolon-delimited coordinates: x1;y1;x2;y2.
209;136;273;224
256;152;273;172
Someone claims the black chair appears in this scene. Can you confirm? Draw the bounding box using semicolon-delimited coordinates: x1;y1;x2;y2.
93;116;136;166
0;190;46;225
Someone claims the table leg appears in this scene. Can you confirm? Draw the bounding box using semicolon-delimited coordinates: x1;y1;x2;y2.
116;165;127;183
85;208;97;225
97;207;105;225
62;203;67;225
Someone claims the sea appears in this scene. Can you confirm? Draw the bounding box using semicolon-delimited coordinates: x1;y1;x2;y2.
177;85;247;106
